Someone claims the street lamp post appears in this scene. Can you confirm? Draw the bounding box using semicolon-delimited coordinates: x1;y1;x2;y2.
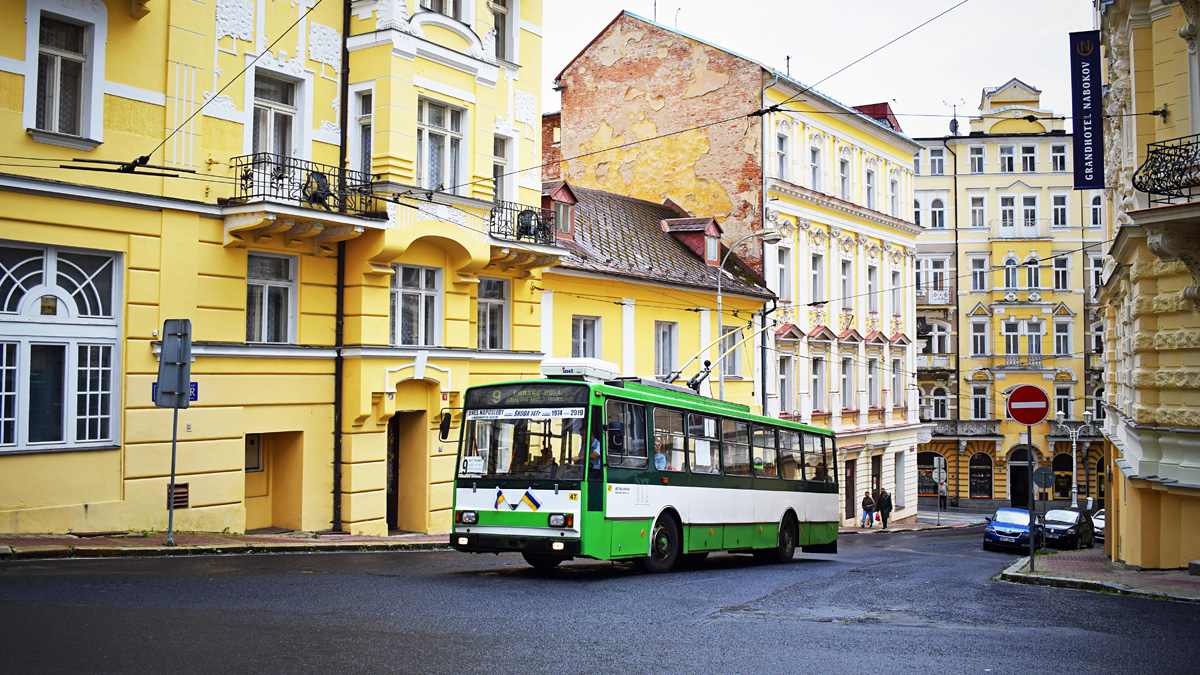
1054;409;1094;509
717;228;781;400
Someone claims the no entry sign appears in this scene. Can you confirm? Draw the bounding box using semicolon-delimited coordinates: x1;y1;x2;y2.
1007;385;1051;426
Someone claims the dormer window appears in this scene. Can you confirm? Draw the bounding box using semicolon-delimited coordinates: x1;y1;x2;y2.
706;235;719;264
554;201;573;235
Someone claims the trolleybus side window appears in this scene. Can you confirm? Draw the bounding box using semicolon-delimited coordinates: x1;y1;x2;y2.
752;425;778;477
722;419;751;476
688;413;720;474
653;408;686;472
605;400;647;468
803;432;828;481
778;429;802;480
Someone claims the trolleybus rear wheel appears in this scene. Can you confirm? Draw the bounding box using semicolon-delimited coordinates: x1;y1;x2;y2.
522;552;564;570
754;513;797;564
637;515;680;573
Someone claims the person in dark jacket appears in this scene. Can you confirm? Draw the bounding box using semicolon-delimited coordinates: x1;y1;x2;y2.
860;491;875;528
876;488;894;529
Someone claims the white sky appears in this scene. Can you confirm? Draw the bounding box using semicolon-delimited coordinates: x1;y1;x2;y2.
541;0;1097;140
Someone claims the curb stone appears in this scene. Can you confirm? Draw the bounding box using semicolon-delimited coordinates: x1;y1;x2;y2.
999;556;1199;603
0;539;450;561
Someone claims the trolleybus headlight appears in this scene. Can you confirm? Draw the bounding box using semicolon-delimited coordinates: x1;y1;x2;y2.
458;510;478;525
548;513;573;528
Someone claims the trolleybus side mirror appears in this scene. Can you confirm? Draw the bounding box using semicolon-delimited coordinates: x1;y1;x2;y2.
606;421;624;452
439;412;452;441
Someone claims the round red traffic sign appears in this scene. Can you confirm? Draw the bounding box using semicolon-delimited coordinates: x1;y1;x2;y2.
1007;385;1051;425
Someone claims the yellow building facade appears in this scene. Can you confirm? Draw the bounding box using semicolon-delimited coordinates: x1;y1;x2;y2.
551;12;925;527
0;0;553;536
1097;0;1200;569
914;81;1107;511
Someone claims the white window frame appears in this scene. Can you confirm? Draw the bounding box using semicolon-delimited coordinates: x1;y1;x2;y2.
867;265;878;313
891;271;901;315
492;134;513;203
1026;320;1043;355
970;195;985;228
1021;195;1039;231
1053;257;1069;291
971;321;989;356
490;0;515;62
865;169;876;209
421;0;463;20
654;321;678;377
477;277;508;350
972;385;989;420
35;17;87;138
1090;255;1104;298
840;159;851;199
969;146;984;173
812;357;827;412
925;322;950;354
1021;144;1037;172
391;264;443;347
1051;144;1067;172
350;84;375;176
23;3;108;149
720;327;743;378
1051;193;1068;228
867;358;879;408
891;357;903;406
1000;195;1016;230
1026;256;1041;289
809;140;823;192
1090;321;1104;354
0;242;122;453
1055;321;1071;356
929;148;944;175
840;260;852;309
778;355;793;414
777;247;792;302
1004;320;1020;354
252;73;298;158
913;155;920;176
841;357;855;411
999;145;1015;173
913;199;922;228
931;387;949;420
890;179;899;217
1090;195;1103;228
1056;385;1072;417
970;256;989;291
777;132;789;181
247;252;298;344
812;253;825;302
1004;258;1019;289
416;99;464;193
930;199;945;229
572;315;600;358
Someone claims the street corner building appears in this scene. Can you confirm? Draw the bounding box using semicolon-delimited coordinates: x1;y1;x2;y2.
911;79;1108;514
0;0;554;537
547;11;925;527
1096;0;1200;570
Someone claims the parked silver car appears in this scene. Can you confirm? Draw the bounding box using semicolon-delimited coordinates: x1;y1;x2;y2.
1093;509;1105;541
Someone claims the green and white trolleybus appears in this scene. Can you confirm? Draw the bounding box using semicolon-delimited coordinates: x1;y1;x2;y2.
448;359;840;572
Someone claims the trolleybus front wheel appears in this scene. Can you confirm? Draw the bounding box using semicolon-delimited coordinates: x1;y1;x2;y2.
522;552;565;570
636;515;680;573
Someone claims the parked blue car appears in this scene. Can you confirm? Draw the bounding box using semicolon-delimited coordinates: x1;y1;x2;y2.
983;508;1042;551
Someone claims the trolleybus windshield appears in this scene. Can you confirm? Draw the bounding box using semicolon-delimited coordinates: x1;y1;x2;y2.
459;406;587;481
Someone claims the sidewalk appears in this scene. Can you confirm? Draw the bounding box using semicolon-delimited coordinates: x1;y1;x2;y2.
1001;549;1200;603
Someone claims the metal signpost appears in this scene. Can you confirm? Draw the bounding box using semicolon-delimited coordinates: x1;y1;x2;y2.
932;456;948;525
155;319;192;546
1007;384;1051;572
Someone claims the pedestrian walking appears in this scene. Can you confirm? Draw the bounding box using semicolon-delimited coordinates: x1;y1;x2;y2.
938;480;948;509
876;487;893;529
860;491;875;528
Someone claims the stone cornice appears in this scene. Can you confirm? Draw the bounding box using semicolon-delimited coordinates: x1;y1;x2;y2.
767;179;922;237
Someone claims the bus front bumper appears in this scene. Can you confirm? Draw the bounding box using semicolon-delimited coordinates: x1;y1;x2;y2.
449;532;582;555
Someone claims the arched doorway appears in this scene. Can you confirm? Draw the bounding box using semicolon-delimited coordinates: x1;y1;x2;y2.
1008;446;1037;508
969;452;993;499
918;451;940;496
1052;452;1073;500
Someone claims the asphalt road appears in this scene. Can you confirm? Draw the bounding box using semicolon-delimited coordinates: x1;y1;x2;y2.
1;526;1196;674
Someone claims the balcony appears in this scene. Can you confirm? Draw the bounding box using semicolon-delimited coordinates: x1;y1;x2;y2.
915;285;955;305
489;200;556;246
989;217;1051;240
228;153;382;219
916;353;953;369
1132;133;1200;206
1000;354;1044;369
932;419;1002;437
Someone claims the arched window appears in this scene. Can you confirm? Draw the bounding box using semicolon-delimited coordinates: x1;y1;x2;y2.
913;200;921;227
932;387;948;419
1004;259;1019;289
930;199;945;228
1093;387;1106;420
969;452;993;499
1091;195;1103;227
918;451;941;496
1026;256;1040;288
1052;452;1073;499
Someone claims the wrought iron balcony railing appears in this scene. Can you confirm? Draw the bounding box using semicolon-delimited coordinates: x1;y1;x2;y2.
489;200;556;246
932;419;1001;437
1132;133;1200;205
915;285;954;305
229;153;383;219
